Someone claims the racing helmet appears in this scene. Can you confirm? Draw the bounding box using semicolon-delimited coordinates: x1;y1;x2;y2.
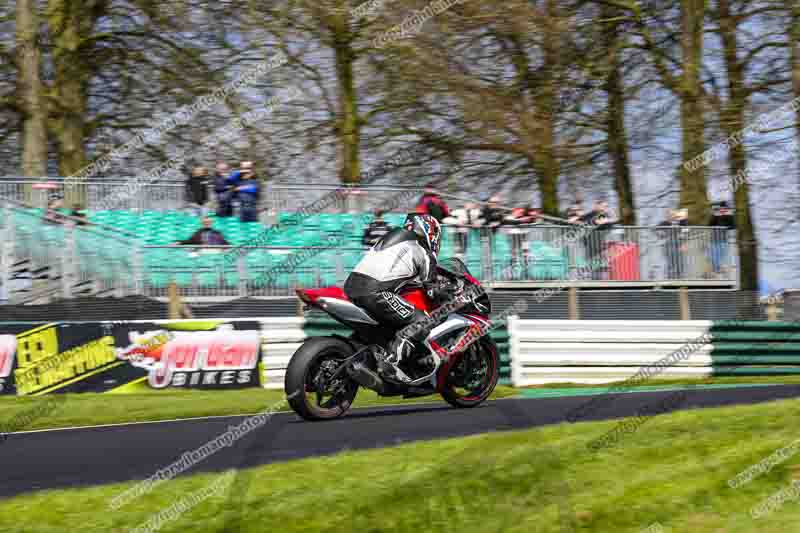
404;213;441;257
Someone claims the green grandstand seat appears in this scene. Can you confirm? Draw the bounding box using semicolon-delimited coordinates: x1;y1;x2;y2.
148;272;171;288
384;214;405;226
224;271;240;287
174;272;193;287
198;271;218;287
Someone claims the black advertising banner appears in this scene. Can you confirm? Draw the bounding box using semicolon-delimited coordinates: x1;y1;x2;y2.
0;320;265;395
9;323;141;396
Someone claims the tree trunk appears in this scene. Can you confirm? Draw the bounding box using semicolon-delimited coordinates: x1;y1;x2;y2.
718;0;758;290
603;5;635;224
332;9;361;185
16;0;48;179
47;0;94;206
679;0;710;225
789;0;800;205
535;0;560;216
47;0;91;207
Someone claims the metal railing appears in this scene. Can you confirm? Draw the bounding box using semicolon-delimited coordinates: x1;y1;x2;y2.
0;200;739;303
0;178;186;212
445;224;737;286
0;178;457;219
0;179;428;216
2;203;141;302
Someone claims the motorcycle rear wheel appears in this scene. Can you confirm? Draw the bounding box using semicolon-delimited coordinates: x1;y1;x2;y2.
285;336;359;421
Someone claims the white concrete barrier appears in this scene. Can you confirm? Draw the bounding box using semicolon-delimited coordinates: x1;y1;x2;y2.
260;318;305;389
509;318;714;386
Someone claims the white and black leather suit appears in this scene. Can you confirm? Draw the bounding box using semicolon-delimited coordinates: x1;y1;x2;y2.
344;227;450;352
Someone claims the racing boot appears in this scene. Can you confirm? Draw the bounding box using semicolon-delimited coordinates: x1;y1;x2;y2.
379;335;417;383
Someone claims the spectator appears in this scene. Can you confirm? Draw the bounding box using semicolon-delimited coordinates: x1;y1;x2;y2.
708;201;735;275
213;162;235;217
509;206;531;224
658;208;688;279
416;185;450;222
235;161;260;223
582;198;617;227
580;199;616;280
507;206;541;279
526;207;544;224
565;203;584;225
175;216;229;245
186;166;210;216
443;201;485;256
362;210;392;247
43;197;65;225
69;204;89;226
480;195;513;232
444;201;485;227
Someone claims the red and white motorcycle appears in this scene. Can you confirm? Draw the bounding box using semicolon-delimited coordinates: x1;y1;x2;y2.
285;258;499;420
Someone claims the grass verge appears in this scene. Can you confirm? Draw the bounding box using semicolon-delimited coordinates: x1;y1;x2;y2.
1;396;799;532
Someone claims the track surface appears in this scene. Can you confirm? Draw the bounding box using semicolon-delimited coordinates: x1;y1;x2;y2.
2;384;799;499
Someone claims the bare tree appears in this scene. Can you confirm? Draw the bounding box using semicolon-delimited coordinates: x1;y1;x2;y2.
15;0;47;178
625;0;711;224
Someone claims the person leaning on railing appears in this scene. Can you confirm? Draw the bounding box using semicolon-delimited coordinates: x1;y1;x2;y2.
564;203;585;225
43;197;66;225
579;199;617;280
657;208;689;280
708;201;735;277
185;166;210;217
480;195;515;233
69;204;90;226
442;201;485;256
505;206;544;279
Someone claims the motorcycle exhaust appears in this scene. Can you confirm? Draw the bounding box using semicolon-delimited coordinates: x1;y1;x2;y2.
347;361;385;394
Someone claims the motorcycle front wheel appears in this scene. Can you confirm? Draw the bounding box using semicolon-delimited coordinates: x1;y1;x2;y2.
285;336;360;421
440;337;499;408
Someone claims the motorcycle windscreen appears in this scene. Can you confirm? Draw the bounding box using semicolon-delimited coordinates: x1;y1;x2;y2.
426;314;486;356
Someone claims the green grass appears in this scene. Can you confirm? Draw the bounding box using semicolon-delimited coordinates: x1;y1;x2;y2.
3;397;800;532
0;385;519;432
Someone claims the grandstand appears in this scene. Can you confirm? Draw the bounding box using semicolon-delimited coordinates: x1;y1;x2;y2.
0;181;738;305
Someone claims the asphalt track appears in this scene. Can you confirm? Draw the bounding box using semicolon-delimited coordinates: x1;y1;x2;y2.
2;384;800;500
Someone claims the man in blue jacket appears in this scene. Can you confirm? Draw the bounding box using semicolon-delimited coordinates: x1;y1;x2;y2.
235;161;260;222
214;162;237;217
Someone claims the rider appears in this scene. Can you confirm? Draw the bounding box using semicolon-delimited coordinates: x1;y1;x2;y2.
344;213;452;383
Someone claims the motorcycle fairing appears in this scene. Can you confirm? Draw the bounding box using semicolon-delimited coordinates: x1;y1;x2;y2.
316;297;380;325
426;314;489;358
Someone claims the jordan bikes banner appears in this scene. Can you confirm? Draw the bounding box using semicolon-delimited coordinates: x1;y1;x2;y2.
0;320;266;395
115;321;262;389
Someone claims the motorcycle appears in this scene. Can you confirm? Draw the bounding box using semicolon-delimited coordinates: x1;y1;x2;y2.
285;257;499;420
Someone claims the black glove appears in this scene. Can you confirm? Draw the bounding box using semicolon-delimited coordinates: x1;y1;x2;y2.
425;276;456;305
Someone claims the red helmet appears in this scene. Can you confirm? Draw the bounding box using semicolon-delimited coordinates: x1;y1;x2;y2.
404;213;441;257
